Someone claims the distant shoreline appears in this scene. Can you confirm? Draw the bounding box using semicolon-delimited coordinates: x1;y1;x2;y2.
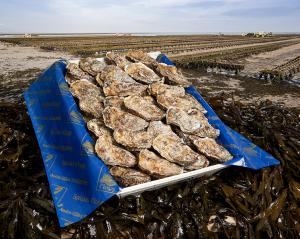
1;32;300;38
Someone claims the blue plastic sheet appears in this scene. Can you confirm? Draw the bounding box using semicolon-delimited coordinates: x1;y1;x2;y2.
24;55;279;228
24;61;120;227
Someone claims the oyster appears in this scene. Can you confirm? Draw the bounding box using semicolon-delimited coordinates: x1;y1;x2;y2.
126;50;158;68
167;107;219;138
155;63;190;87
167;107;202;134
79;57;107;76
149;82;185;97
157;94;207;114
87;119;105;137
184;155;209;171
189;136;233;162
103;96;124;108
124;95;165;121
98;65;147;96
106;52;130;70
70;80;104;100
147;121;177;139
187;109;220;138
70;80;104;118
124;62;162;84
65;63;94;83
152;134;200;166
102;107;148;131
110;166;151;187
95;126;136;167
113;129;152;150
139;149;183;178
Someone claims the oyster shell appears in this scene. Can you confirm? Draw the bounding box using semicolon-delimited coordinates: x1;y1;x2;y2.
167;107;219;138
187;109;220;138
95;126;137;167
189;136;233;162
65;63;94;83
152;134;200;166
79;57;107;76
102;106;148;131
110;166;151;187
124;62;162;84
126;50;158;68
147;121;177;139
98;65;148;96
124;95;165;121
106;52;130;70
167;107;202;134
184;155;209;171
157;93;207;114
155;63;190;87
87;119;105;137
113;129;152;150
70;80;104;118
103;96;124;108
70;80;104;100
149;82;185;97
139;149;183;178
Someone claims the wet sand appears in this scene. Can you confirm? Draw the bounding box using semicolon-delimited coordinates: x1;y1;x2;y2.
185;69;300;109
242;42;300;76
0;42;72;103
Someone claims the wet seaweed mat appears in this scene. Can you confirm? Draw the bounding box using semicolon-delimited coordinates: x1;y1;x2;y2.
0;95;299;238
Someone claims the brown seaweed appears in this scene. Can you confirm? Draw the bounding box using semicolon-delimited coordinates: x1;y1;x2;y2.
1;90;299;238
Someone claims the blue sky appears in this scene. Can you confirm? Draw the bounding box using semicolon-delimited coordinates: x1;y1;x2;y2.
0;0;299;33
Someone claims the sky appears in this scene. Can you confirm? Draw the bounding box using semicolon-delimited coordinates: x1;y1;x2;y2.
0;0;299;33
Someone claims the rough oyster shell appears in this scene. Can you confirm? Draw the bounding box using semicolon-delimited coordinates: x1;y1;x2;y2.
155;63;190;87
65;63;94;83
147;121;177;139
152;134;200;166
102;106;148;131
167;107;219;138
70;80;104;100
149;82;185;97
106;52;130;70
87;119;105;138
95;126;137;167
98;65;147;96
70;80;104;118
124;62;162;84
110;166;151;187
103;96;124;108
166;107;203;134
139;149;183;178
113;129;152;150
189;136;233;162
79;57;107;76
124;95;165;121
126;50;158;68
184;155;209;171
157;93;207;114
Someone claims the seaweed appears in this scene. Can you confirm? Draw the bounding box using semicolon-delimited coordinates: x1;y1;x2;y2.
0;94;299;238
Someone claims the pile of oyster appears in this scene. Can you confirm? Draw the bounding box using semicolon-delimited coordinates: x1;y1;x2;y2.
66;50;233;187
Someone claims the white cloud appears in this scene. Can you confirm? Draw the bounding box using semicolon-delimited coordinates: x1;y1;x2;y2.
0;0;298;33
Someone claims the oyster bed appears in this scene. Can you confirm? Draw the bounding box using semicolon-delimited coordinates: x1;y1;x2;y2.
66;51;232;187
